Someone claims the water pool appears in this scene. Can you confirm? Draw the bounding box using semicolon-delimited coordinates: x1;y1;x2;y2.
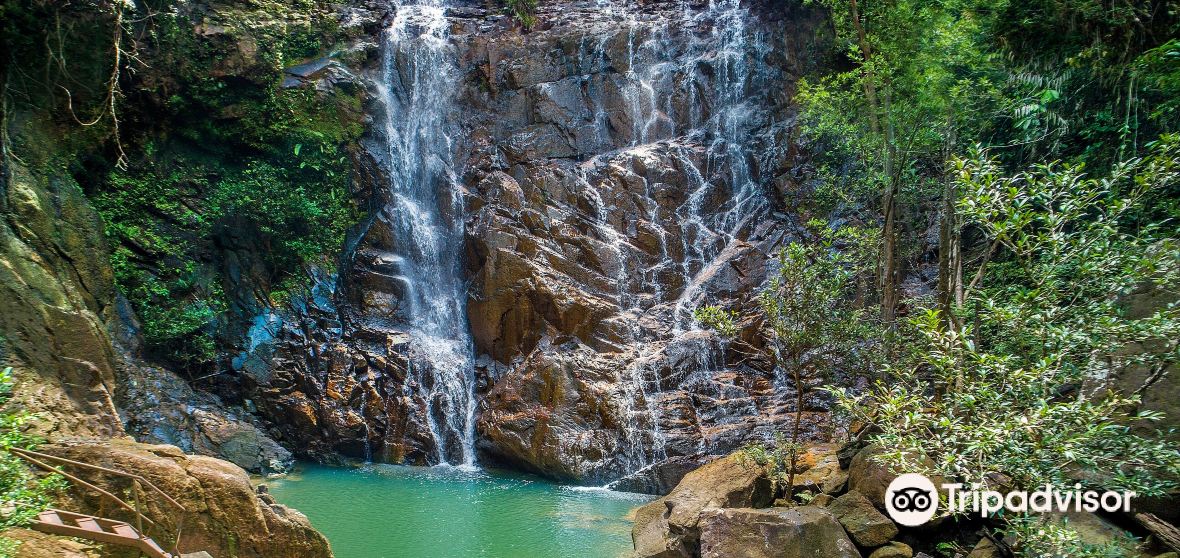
265;464;654;558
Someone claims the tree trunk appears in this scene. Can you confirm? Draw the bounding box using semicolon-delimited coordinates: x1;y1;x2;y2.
938;118;962;326
848;0;881;136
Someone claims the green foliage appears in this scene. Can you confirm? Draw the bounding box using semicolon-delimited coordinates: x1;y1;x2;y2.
798;0;999;214
739;432;804;488
1005;515;1141;558
85;1;360;369
0;368;67;556
698;222;880;374
699;223;881;497
2;0;362;370
832;137;1180;554
97;133;357;368
692;306;739;339
503;0;539;29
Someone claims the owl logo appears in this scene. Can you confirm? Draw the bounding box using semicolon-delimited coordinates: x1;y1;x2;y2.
885;473;939;526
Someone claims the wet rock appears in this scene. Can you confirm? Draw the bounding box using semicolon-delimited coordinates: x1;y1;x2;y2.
610;455;714;495
245;0;835;483
827;490;898;548
698;506;861;558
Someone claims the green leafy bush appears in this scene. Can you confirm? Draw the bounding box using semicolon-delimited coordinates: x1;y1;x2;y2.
503;0;539;29
0;368;67;557
831;136;1180;555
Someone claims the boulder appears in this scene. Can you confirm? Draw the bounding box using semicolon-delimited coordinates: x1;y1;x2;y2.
966;536;1001;558
45;439;332;558
791;444;843;492
827;490;899;548
632;453;774;557
119;363;293;475
698;506;862;558
824;470;850;494
7;528;101;558
847;445;901;509
812;493;835;507
869;542;913;558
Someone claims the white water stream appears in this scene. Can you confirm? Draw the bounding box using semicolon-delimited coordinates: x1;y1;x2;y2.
376;0;478;466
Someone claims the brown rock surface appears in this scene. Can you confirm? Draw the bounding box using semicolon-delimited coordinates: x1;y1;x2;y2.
7;528;102;558
848;446;905;510
698;506;862;558
632;453;774;557
868;542;913;558
828;491;899;548
46;439;332;558
1;149;123;439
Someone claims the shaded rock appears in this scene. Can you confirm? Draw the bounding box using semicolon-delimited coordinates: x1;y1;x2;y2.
119;363;293;475
824;470;850;494
698;506;861;558
869;542;913;558
828;490;898;548
610;455;714;495
811;493;835;507
966;536;1001;558
632;453;774;557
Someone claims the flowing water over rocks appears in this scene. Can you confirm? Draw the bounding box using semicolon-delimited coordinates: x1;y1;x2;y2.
370;0;478;466
245;0;833;489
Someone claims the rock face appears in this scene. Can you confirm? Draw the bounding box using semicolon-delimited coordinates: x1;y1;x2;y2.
698;506;862;558
119;363;294;475
1;118;331;554
632;454;774;557
1;135;124;439
461;0;831;484
240;0;836;485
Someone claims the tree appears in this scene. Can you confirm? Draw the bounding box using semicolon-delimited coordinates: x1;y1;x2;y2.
800;0;999;325
696;223;880;500
831;135;1180;555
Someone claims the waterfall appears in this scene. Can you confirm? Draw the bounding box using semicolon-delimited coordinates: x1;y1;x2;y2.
376;0;478;467
583;0;774;476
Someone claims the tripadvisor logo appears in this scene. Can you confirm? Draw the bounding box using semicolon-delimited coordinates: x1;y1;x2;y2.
884;473;1137;527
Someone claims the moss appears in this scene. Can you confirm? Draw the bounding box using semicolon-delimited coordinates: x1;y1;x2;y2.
83;0;363;370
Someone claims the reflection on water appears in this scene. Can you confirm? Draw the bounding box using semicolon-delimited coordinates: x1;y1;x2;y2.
266;463;654;558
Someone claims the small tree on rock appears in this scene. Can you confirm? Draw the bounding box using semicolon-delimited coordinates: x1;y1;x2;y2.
696;223;881;501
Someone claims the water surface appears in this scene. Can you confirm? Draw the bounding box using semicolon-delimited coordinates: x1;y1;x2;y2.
266;464;653;558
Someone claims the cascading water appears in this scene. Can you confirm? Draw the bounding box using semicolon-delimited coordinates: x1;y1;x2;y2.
578;0;776;477
376;0;478;467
